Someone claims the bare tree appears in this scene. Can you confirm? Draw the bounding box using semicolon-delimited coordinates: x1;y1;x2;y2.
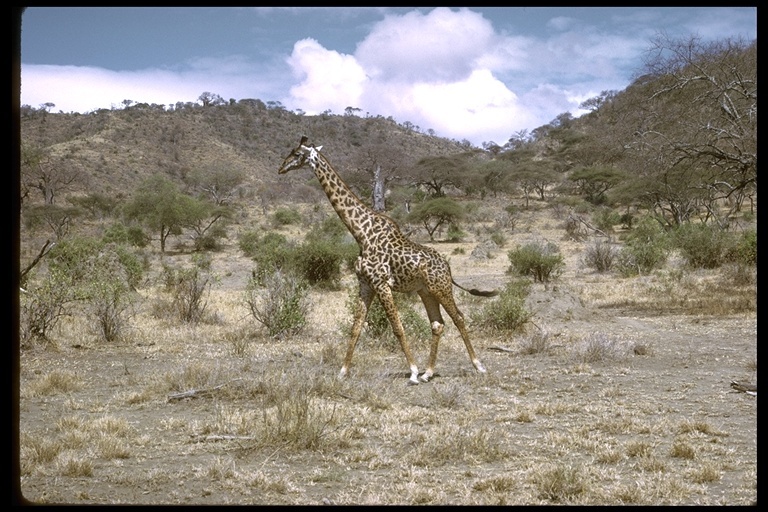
348;144;411;211
186;162;245;206
626;34;757;226
20;144;81;206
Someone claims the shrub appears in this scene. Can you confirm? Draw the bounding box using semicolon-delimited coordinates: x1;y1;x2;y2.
619;212;634;230
88;279;138;342
563;215;588;241
293;238;349;288
20;237;144;344
672;222;732;269
615;217;669;276
582;240;618;273
102;222;149;248
192;222;227;252
306;215;348;242
591;207;621;233
19;268;73;345
238;229;261;258
85;245;143;341
446;224;466;242
161;256;214;324
251;232;295;284
490;232;506;248
472;279;531;332
728;229;757;266
507;241;564;283
272;207;302;227
245;270;310;338
295;217;358;287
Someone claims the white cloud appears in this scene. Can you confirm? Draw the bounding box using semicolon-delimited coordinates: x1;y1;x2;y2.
282;8;541;144
286;38;367;114
21;58;287;112
355;7;497;82
408;69;538;144
21;65;203;110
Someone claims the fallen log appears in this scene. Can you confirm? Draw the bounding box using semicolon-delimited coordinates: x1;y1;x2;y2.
167;378;243;401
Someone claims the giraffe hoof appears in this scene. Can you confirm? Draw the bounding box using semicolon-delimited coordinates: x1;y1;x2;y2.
420;372;433;382
407;378;420;386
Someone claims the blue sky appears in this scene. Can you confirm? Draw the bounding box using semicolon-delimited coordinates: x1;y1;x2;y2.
19;7;756;146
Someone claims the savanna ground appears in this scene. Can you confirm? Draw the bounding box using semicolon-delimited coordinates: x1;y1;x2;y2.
16;203;757;505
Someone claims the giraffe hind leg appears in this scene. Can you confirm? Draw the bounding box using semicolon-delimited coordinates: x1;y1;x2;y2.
417;290;445;382
441;292;486;374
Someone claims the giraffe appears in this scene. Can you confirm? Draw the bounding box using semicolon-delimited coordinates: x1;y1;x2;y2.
278;137;498;385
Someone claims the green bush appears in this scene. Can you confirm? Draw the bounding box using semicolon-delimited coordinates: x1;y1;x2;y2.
615;217;669;276
293;238;349;288
306;216;348;242
446;224;466;242
272;207;302;227
238;229;261;258
192;222;228;252
21;237;144;344
727;230;757;266
591;207;621;233
507;241;564;283
672;222;731;269
295;217;358;287
472;279;531;332
20;267;74;345
251;232;295;284
102;221;149;248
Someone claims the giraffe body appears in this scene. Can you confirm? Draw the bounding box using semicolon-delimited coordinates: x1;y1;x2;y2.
278;137;495;384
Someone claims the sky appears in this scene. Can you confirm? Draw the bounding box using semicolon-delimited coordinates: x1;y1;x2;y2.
18;7;757;147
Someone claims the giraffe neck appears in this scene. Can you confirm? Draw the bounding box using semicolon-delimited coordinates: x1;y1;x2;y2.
310;154;380;249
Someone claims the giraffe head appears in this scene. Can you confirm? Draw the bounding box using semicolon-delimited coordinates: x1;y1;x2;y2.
278;136;323;174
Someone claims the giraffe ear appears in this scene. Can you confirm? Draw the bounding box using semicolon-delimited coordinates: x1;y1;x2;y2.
299;136;308;145
316;145;323;151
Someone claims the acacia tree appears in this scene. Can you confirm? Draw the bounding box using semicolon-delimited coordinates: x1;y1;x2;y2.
569;166;626;205
488;147;560;205
124;175;225;253
407;197;465;241
409;154;470;197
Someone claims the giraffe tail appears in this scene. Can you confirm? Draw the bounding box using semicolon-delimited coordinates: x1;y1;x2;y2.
452;280;499;297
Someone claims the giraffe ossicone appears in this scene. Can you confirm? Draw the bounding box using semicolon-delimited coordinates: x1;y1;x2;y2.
278;136;498;385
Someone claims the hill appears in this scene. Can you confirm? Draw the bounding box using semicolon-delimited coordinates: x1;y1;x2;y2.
20;102;472;199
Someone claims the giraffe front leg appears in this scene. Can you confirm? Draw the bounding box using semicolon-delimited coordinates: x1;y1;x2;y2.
378;286;420;385
340;281;373;380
